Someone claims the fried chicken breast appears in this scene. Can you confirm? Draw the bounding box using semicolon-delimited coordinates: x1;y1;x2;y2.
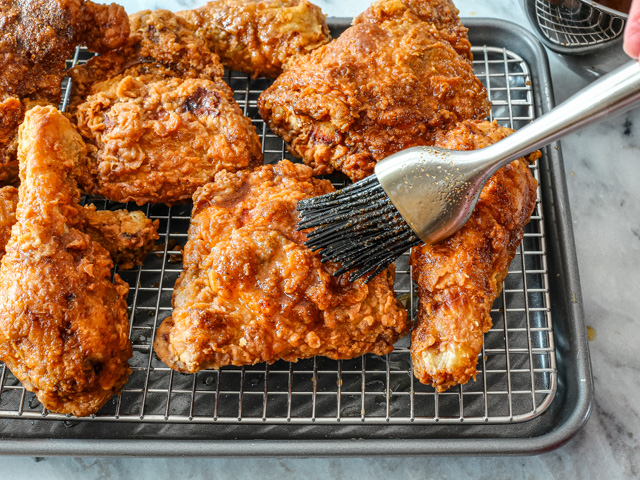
153;161;410;373
257;0;490;181
0;0;129;186
0;106;132;416
410;121;539;392
69;10;263;205
177;0;331;78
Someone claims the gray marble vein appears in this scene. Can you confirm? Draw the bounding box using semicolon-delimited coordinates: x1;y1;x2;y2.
2;0;640;478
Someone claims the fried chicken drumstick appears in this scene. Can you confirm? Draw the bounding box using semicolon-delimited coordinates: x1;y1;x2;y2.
410;121;539;392
257;0;490;181
177;0;331;78
0;0;129;185
154;161;410;373
0;106;132;416
69;9;263;205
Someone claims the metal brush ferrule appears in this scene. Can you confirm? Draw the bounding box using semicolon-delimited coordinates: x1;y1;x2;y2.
374;146;485;245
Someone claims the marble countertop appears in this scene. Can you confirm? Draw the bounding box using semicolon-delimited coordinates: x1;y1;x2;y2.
4;0;640;478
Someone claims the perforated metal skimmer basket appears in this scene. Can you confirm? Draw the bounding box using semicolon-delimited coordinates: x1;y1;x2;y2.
0;19;592;456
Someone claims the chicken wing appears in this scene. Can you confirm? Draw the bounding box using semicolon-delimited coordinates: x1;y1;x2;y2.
257;0;490;181
177;0;331;78
153;161;410;373
0;106;132;416
0;0;129;186
410;121;540;392
69;10;263;205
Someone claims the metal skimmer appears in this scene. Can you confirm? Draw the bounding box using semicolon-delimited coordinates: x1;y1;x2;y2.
0;45;556;425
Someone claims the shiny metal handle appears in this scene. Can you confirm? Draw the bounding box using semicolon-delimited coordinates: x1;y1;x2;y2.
481;60;640;171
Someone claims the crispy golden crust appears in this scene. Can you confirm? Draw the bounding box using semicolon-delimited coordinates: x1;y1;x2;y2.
0;106;132;416
69;10;262;205
77;206;159;270
0;187;159;269
153;161;410;373
0;186;19;259
0;0;129;186
73;74;263;205
178;0;331;78
0;97;24;186
0;0;129;102
257;6;490;181
69;10;225;107
355;0;472;61
410;121;540;392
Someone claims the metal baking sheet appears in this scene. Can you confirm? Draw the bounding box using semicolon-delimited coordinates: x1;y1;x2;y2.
0;18;593;456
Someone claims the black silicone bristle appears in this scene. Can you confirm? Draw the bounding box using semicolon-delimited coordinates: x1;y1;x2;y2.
297;175;422;283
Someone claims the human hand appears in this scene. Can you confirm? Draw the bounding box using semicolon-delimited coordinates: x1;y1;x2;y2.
624;0;640;58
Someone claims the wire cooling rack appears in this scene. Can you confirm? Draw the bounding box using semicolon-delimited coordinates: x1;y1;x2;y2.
533;0;625;48
0;45;556;425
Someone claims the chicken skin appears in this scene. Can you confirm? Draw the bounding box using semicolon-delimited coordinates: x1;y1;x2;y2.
410;121;540;392
0;186;159;269
0;106;132;416
0;0;129;185
177;0;331;78
69;9;263;205
354;0;473;61
153;161;410;373
257;0;490;182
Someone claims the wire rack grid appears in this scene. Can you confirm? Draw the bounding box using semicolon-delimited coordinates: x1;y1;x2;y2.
533;0;625;47
0;45;556;425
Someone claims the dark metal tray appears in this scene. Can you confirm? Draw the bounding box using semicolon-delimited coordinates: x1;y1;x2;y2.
0;18;593;456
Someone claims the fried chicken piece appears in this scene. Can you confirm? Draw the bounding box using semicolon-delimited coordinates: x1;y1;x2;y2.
410;121;540;392
81;206;159;270
69;10;263;205
153;161;410;373
0;106;132;416
355;0;473;61
257;1;490;182
177;0;331;78
0;0;129;185
0;186;158;269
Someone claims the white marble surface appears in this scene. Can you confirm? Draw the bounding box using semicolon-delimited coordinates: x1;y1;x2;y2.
3;0;640;477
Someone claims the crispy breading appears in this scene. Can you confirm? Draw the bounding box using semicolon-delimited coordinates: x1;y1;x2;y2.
153;161;410;373
0;0;129;186
69;10;263;205
178;0;331;78
410;121;539;392
257;0;490;181
0;189;159;270
355;0;473;60
0;106;132;416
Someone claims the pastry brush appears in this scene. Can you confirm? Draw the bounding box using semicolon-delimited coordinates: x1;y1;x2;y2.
297;60;640;282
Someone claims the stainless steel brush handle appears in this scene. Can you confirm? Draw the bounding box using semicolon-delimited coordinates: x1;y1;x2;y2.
375;60;640;244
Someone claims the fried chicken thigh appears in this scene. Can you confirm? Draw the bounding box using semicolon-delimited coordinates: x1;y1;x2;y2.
0;0;129;185
257;0;490;181
178;0;331;78
153;161;410;373
69;10;263;205
410;121;539;392
0;106;132;416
